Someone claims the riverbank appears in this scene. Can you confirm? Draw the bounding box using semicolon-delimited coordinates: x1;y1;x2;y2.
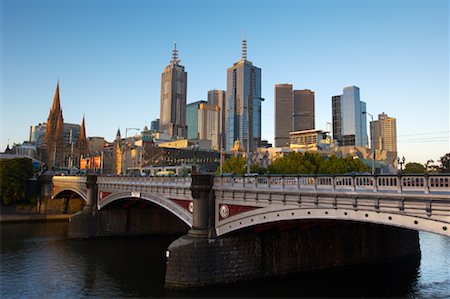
0;213;71;223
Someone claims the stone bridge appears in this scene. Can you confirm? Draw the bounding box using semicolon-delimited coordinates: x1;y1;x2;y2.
52;173;450;236
51;173;450;289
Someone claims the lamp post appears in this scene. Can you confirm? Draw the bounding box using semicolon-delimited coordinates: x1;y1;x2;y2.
362;111;375;174
397;156;406;173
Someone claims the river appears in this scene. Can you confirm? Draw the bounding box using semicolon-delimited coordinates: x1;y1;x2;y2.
1;222;449;298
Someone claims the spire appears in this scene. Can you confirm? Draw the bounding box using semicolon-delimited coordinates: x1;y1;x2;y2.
80;115;86;140
171;41;180;65
51;81;62;113
116;127;121;139
242;38;247;60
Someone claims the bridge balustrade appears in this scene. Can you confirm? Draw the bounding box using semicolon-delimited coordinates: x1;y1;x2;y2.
215;174;450;195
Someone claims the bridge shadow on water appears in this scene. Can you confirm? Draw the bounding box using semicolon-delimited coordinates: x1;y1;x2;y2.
165;257;420;298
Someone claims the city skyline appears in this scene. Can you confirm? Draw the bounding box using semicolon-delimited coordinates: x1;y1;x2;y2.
2;0;448;164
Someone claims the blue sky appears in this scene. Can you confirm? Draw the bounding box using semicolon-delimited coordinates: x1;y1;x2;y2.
1;0;448;164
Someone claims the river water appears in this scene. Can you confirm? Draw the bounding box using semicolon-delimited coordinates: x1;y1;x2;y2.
1;222;449;298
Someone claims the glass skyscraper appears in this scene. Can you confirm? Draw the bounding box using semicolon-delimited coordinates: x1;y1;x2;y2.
186;100;206;140
225;39;263;151
332;86;368;147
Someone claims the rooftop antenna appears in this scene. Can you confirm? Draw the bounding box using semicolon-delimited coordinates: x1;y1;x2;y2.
241;31;247;60
171;41;180;65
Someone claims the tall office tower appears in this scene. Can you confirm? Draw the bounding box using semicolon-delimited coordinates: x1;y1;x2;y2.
160;43;188;139
225;39;263;151
274;85;315;147
332;95;342;144
371;112;397;152
186;101;206;139
207;89;226;150
274;84;293;147
293;89;315;131
151;118;160;131
198;103;220;150
331;86;368;147
45;82;65;168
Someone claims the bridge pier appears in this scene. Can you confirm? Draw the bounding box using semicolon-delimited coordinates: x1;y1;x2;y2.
165;174;421;290
165;220;420;289
68;175;99;238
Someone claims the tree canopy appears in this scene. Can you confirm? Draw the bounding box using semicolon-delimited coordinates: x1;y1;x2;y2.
267;152;369;175
0;158;34;205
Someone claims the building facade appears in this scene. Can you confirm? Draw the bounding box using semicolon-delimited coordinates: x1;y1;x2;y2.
332;86;368;147
186;101;206;140
207;89;226;150
371;112;397;153
293;89;315;132
274;85;315;147
274;84;293;147
198;103;220;150
225;39;263;151
151;118;160;132
160;43;188;139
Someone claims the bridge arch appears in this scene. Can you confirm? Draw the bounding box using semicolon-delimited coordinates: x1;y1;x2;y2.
52;187;87;202
99;191;193;227
216;207;449;237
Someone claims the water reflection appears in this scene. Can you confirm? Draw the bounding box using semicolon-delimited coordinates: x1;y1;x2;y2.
1;222;449;298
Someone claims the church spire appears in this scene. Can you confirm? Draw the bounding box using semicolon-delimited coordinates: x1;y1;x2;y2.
171;41;180;65
51;81;62;113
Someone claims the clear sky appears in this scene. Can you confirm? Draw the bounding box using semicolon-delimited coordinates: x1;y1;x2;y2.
1;0;449;164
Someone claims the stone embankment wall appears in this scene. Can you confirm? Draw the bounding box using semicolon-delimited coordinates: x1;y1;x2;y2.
165;221;420;289
69;205;189;238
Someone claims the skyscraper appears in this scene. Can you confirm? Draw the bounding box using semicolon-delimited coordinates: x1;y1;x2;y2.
293;89;315;131
274;85;315;147
198;103;220;150
225;39;263;151
371;112;397;153
332;86;368;147
208;89;226;150
186;100;206;139
274;84;293;147
160;43;187;139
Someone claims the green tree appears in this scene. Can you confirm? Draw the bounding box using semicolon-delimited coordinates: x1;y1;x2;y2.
403;162;426;174
221;155;246;174
438;153;450;173
0;158;34;205
268;152;369;175
219;155;266;175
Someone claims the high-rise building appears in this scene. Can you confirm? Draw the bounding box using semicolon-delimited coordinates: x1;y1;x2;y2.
208;89;226;150
186;101;206;139
371;112;397;153
293;89;315;131
332;86;368;147
160;43;187;139
274;84;315;147
151;118;160;131
198;103;220;150
274;84;293;147
225;39;263;151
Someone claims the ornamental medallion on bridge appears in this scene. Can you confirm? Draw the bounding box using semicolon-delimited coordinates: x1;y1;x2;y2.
170;199;194;214
219;204;261;221
99;191;112;202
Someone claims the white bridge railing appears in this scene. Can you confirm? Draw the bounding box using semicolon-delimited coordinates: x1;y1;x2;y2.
214;174;450;194
97;175;192;188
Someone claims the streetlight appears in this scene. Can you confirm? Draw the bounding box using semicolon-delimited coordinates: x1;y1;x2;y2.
362;111;375;174
397;156;406;173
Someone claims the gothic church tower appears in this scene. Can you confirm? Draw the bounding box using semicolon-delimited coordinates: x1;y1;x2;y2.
45;82;65;168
